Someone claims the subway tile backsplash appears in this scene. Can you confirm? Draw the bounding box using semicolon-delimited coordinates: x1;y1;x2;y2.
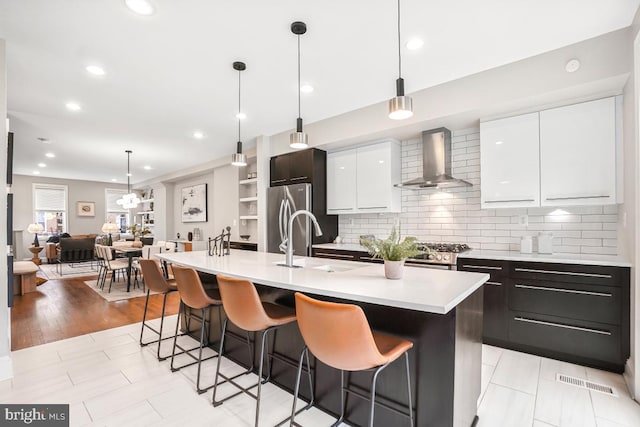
337;128;618;255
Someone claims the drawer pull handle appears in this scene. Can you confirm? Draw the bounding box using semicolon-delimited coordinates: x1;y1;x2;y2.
327;208;354;211
485;281;502;286
290;176;309;181
545;195;609;201
359;206;388;209
514;267;612;279
484;199;535;203
462;265;503;271
514;317;611;336
514;284;611;297
271;179;287;183
314;252;354;259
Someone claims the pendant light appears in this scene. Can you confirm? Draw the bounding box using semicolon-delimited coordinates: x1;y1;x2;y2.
289;21;308;149
231;61;248;167
116;150;141;209
388;0;413;120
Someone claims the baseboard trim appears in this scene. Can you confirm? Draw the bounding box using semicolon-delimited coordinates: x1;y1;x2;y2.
624;358;635;400
0;355;13;382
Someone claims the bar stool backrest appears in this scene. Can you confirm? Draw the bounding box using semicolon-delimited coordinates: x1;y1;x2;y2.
295;292;387;371
216;275;272;332
172;265;215;309
95;244;104;261
146;245;162;259
139;259;172;294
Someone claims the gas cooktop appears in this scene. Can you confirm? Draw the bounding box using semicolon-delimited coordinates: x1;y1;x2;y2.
408;242;471;266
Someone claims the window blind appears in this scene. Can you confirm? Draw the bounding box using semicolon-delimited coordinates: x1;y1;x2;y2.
34;185;66;210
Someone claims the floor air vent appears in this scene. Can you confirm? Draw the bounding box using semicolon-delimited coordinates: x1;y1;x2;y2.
556;373;617;396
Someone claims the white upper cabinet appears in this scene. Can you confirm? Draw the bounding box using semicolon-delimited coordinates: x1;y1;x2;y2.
326;149;357;213
539;97;617;206
326;140;401;214
479;96;619;209
480;112;540;209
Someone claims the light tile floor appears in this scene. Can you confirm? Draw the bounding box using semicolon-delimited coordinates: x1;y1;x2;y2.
3;316;640;427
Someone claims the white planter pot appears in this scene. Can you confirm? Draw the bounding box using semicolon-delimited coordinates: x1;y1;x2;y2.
384;260;405;280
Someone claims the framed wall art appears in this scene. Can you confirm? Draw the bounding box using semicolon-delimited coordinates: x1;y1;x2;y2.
181;183;208;223
77;201;95;217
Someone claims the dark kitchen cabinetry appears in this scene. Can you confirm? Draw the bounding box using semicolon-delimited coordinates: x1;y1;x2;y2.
458;258;630;373
457;259;508;342
270;148;321;186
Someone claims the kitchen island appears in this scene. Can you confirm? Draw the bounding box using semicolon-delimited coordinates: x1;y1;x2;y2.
157;250;489;427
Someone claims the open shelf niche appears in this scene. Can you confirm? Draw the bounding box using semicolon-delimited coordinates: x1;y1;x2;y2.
237;156;258;244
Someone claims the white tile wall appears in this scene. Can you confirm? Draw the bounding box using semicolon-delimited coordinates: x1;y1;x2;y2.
338;128;618;255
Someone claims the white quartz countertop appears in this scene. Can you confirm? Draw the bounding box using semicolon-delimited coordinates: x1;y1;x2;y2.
458;249;631;267
156;250;489;314
313;243;368;252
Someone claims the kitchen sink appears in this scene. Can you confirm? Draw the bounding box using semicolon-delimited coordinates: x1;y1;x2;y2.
311;264;355;273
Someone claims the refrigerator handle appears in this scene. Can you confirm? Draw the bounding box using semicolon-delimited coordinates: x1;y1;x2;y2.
278;199;286;252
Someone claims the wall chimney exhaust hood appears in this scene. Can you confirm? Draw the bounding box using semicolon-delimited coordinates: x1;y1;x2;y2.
396;127;472;189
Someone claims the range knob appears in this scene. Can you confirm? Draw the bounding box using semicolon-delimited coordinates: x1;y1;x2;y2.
428;254;435;260
443;254;450;261
436;254;442;261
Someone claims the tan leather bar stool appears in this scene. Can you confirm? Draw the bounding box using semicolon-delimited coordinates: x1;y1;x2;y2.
138;259;180;361
213;275;313;427
292;292;414;427
170;265;223;394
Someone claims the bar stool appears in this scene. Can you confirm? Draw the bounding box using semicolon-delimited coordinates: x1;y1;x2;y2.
170;265;223;394
212;274;314;427
291;292;414;427
138;259;179;361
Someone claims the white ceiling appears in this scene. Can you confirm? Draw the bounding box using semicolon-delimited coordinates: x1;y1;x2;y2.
1;0;638;184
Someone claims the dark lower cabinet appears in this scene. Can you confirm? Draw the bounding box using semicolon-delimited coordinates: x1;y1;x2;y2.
458;258;630;373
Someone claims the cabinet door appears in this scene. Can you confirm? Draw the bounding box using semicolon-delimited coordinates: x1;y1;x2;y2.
480;112;540;208
270;155;290;186
327;150;357;213
356;143;393;210
288;150;314;184
540;97;616;206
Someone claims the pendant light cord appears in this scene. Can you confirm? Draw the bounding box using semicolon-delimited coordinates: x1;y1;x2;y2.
238;69;241;142
126;151;131;193
297;34;301;118
397;0;402;79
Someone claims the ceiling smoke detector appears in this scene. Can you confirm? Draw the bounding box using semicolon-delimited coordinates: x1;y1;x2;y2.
565;59;580;73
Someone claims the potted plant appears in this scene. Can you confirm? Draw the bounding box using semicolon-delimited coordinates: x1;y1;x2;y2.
127;224;151;247
361;225;425;279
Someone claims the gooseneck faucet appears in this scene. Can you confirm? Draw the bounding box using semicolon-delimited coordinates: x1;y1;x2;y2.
284;209;323;267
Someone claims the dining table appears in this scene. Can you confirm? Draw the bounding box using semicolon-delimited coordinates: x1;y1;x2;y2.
113;247;143;292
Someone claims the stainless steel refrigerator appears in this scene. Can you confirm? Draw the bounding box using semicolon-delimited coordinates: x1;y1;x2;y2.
267;183;312;256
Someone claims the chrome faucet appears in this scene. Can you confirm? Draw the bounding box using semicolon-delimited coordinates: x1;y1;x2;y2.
284;209;323;267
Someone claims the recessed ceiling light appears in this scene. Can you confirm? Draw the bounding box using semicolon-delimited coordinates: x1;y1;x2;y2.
66;102;81;111
235;112;247;120
33;171;40;175
565;59;581;73
144;165;151;170
405;38;424;50
495;140;504;145
111;178;117;182
86;65;106;76
193;131;204;139
37;163;46;168
45;152;55;158
125;0;154;15
300;84;314;93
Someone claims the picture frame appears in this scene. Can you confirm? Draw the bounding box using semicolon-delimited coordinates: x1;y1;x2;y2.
77;201;95;217
181;183;208;223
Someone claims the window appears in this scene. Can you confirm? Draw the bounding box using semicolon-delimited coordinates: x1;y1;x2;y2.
105;188;129;232
33;183;67;234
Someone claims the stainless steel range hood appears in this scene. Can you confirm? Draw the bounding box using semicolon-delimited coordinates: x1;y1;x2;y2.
396;127;472;189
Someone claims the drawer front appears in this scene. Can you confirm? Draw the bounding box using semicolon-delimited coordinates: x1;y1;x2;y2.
509;313;622;364
457;258;508;282
484;282;508;341
312;249;360;261
511;262;622;286
509;279;621;325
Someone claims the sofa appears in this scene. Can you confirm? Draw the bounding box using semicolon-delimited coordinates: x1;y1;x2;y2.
53;237;97;274
46;234;97;263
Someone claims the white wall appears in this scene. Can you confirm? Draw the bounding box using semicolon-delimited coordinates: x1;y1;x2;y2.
170;166;239;243
0;39;11;380
339;129;618;254
12;174;127;260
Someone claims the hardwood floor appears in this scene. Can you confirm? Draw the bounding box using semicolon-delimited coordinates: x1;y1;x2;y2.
10;274;180;351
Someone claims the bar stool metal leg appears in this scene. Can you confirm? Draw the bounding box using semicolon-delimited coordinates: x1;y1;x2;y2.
289;346;315;427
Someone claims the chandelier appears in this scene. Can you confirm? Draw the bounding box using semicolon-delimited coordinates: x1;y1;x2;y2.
116;150;141;209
